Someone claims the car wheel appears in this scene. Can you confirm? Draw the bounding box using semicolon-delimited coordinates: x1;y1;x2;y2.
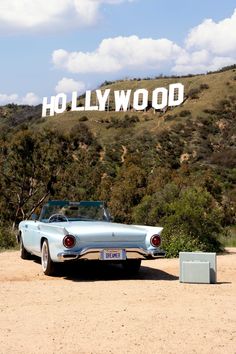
123;259;141;274
41;240;55;276
20;236;31;260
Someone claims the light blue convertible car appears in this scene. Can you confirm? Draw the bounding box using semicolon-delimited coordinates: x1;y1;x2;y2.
18;200;165;276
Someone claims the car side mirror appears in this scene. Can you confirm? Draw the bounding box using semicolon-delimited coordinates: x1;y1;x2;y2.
31;213;38;221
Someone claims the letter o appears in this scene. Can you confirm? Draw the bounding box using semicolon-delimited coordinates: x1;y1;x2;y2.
133;89;148;111
152;88;168;110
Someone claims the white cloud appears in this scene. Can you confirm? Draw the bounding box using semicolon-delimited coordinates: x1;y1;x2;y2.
55;77;86;93
0;93;19;105
186;9;236;56
73;0;100;25
0;0;71;29
73;0;134;25
0;0;134;31
173;50;235;75
0;92;40;105
172;9;236;74
52;10;236;77
52;35;182;73
21;92;41;105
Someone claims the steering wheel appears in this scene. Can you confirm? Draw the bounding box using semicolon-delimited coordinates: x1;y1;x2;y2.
48;214;69;223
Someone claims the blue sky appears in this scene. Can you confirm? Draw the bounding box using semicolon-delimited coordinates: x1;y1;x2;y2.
0;0;236;105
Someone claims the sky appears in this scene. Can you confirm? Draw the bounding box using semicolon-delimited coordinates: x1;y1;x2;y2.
0;0;236;105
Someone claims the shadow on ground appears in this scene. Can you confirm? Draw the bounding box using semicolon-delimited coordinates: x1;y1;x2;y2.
51;261;179;282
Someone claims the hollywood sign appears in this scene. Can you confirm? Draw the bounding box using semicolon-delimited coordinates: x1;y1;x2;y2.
42;83;184;117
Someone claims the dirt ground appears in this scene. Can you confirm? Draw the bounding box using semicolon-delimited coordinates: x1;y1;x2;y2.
0;249;235;354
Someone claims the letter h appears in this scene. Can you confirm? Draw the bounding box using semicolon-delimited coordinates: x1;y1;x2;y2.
42;96;56;117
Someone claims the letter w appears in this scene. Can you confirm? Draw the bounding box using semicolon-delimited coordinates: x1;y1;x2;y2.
114;90;131;112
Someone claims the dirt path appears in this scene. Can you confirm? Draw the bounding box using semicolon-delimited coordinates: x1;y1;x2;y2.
0;249;236;354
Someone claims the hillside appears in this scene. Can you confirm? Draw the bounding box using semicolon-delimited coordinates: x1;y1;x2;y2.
1;66;236;136
31;66;236;169
38;67;234;136
0;66;236;255
0;103;42;129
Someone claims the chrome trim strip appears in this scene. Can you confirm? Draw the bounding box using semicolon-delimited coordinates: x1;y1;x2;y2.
57;247;165;261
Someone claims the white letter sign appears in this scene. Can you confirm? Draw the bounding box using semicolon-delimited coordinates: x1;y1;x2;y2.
96;89;110;111
114;90;131;112
152;88;168;110
42;83;185;117
168;83;184;107
133;89;148;111
54;93;67;114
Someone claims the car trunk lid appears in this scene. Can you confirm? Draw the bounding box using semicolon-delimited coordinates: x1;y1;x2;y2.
64;221;146;243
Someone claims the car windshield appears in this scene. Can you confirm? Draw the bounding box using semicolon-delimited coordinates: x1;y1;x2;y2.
40;201;110;222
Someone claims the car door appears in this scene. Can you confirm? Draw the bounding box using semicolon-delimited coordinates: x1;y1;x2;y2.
22;221;41;256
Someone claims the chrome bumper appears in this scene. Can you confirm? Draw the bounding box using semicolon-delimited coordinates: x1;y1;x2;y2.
57;247;166;261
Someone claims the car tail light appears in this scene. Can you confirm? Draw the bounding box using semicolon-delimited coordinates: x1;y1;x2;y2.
150;234;161;248
63;235;76;248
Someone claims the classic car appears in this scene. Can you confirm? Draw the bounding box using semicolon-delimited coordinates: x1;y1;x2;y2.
18;200;165;276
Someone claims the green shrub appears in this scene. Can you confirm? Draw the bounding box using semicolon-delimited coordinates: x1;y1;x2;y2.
161;226;201;257
160;187;225;257
0;225;17;250
200;83;209;90
133;185;227;257
79;116;88;122
179;110;191;117
107;115;139;129
164;114;177;121
219;226;236;247
188;88;200;99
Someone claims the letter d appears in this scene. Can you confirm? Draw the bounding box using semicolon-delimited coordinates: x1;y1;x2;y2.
168;83;184;107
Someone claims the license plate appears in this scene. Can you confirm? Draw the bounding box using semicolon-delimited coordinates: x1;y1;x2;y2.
100;249;126;260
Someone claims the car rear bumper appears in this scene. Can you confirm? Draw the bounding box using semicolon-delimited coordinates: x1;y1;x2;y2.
57;247;166;262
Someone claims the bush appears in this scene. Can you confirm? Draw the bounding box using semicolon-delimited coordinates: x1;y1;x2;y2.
0;225;17;249
161;226;201;257
164;114;177;121
79;116;88;122
179;110;191;117
133;183;180;226
188;88;200;99
133;185;227;257
160;187;225;257
200;83;209;90
69;122;94;145
107;115;139;129
211;148;236;168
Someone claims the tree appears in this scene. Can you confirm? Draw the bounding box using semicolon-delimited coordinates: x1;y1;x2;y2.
109;163;147;223
0;129;73;227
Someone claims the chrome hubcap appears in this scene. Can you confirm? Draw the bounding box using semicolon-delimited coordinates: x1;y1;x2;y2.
42;242;48;271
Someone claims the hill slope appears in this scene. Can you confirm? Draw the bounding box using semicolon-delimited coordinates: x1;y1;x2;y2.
0;67;236;255
38;67;236;169
36;66;236;145
1;66;236;140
